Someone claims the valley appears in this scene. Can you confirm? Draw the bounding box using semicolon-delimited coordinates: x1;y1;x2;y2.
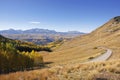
0;29;84;45
0;16;120;80
0;0;120;79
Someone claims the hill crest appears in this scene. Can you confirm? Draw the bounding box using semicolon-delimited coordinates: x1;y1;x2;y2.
43;16;120;65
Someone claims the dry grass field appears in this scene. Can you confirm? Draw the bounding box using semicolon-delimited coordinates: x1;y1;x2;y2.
0;59;120;80
43;16;120;66
0;16;120;80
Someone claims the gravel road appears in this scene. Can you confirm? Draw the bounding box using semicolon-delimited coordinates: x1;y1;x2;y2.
89;48;112;62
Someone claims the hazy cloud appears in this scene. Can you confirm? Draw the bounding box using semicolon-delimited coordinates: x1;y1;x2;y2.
29;21;40;24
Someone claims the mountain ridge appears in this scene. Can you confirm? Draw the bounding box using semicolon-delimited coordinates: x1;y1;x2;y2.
0;28;84;34
0;28;85;45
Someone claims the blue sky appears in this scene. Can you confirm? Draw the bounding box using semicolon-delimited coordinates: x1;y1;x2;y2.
0;0;120;32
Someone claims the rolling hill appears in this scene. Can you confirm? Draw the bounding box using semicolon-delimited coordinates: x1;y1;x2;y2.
43;16;120;65
0;16;120;80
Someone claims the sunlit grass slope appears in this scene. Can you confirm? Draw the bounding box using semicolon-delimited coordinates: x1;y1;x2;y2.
43;16;120;66
1;16;120;80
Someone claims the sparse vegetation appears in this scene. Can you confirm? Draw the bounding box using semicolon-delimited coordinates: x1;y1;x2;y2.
93;47;98;49
88;56;94;59
46;39;65;50
0;59;119;80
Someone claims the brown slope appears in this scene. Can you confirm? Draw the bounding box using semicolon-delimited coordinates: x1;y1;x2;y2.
43;16;120;66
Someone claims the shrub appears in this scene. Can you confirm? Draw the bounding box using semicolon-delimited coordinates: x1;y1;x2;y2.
88;57;94;59
93;47;98;49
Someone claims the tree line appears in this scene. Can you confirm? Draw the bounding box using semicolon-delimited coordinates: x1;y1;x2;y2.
0;42;44;74
0;35;53;74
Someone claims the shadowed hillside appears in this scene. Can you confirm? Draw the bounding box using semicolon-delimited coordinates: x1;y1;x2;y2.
0;35;45;74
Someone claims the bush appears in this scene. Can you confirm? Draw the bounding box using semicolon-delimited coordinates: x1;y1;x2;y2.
88;57;94;59
93;47;98;49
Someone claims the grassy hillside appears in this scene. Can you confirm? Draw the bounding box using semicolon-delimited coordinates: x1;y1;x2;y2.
43;16;120;66
1;59;119;80
0;16;120;80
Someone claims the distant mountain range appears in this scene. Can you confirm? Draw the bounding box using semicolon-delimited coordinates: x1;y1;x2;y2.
0;28;85;45
0;28;84;34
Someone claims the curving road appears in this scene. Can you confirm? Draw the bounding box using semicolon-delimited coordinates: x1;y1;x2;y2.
89;48;112;62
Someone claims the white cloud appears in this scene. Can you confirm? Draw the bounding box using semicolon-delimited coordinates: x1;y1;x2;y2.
29;21;40;24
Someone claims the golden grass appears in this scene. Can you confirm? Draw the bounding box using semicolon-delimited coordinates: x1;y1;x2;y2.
1;17;120;80
0;59;119;80
42;17;120;66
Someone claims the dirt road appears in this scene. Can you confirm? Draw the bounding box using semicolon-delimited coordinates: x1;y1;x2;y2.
89;48;112;62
